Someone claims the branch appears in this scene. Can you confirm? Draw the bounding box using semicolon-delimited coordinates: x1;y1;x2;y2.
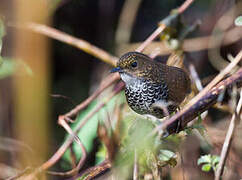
117;27;242;55
44;117;87;176
23;83;124;179
76;160;111;180
136;0;194;52
165;68;242;135
154;50;242;134
11;22;118;66
65;73;120;119
215;90;242;180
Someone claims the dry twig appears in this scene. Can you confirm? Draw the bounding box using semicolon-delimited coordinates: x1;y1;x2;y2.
166;68;242;134
44;117;87;176
65;73;120;119
133;149;139;180
215;90;242;180
136;0;194;52
6;167;32;180
118;27;242;55
24;84;123;178
13;22;118;66
76;160;111;180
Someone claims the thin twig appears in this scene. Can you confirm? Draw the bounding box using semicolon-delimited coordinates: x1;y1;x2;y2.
65;73;120;118
76;159;111;180
118;27;242;56
177;0;194;13
51;94;76;106
24;84;123;178
10;22;118;66
166;68;242;135
0;136;34;155
133;149;138;180
136;24;167;53
70;143;77;169
43;117;88;176
135;0;194;53
215;90;242;180
6;167;32;180
189;63;203;91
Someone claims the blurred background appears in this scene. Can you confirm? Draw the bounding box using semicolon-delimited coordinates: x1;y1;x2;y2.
0;0;241;179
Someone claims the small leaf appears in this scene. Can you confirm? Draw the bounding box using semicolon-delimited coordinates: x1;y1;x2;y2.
159;149;176;161
95;144;106;164
202;164;211;172
62;93;124;166
235;16;242;26
211;155;220;168
158;149;177;167
197;155;211;165
0;58;33;79
0;58;15;79
197;114;202;124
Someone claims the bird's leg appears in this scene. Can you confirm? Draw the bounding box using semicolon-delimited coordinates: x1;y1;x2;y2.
175;106;181;133
151;100;170;117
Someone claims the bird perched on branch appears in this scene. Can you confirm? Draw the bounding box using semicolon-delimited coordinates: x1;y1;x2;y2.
111;52;191;119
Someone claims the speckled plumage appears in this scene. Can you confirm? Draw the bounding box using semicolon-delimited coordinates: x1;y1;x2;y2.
112;52;191;118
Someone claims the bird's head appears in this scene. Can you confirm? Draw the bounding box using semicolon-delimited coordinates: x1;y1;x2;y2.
111;52;154;83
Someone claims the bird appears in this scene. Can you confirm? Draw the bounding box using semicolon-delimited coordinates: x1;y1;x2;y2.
111;51;191;119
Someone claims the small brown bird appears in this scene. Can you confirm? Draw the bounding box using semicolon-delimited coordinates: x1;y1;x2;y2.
111;52;191;119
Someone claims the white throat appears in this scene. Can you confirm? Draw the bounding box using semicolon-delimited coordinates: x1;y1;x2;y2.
120;73;137;85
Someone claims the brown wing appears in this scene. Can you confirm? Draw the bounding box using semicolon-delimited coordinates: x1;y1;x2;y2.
158;64;191;104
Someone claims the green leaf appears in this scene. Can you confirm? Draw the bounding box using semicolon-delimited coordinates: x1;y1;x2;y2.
197;155;211;165
0;58;15;79
158;149;177;167
0;58;33;79
95;144;106;164
62;93;125;166
202;164;211;172
211;155;220;171
198;154;220;173
159;149;176;162
18;60;33;76
185;113;206;136
235;16;242;26
113;116;156;179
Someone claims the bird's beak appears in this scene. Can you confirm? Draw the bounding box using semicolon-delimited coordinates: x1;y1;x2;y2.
110;66;123;73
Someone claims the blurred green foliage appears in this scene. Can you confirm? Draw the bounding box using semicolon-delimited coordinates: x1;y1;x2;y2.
198;154;220;172
0;18;32;78
62;92;125;165
184;114;206;136
63;91;182;178
235;16;242;26
0;58;15;79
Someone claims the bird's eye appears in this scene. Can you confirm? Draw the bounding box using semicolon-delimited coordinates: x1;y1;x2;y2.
131;61;137;68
